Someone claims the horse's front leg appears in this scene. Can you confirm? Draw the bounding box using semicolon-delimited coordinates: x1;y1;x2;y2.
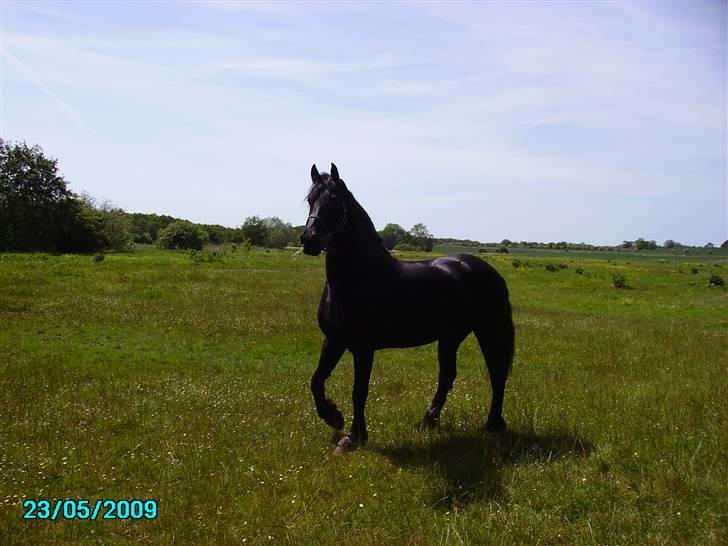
311;338;347;430
335;349;374;455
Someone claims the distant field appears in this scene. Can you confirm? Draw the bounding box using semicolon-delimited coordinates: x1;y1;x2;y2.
1;247;726;544
433;244;728;261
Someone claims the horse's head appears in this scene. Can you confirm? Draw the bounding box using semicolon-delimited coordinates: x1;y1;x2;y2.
301;163;348;255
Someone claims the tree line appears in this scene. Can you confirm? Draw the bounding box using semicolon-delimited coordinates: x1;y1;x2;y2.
0;140;438;253
490;238;726;252
128;213;302;251
0;140;305;252
1;140;725;253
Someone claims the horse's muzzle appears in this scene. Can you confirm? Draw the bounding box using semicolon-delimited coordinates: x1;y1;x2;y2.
302;244;322;256
301;232;323;256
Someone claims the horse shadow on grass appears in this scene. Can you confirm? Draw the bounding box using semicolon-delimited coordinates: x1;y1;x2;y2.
374;428;594;510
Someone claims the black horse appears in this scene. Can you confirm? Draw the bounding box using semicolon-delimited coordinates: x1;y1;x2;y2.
301;164;515;453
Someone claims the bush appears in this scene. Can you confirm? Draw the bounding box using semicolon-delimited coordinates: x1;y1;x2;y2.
691;267;699;275
264;217;299;248
93;253;105;263
188;250;225;264
559;263;568;269
512;259;521;268
708;275;724;287
100;208;133;251
241;216;268;246
611;272;628;289
157;221;209;250
394;243;419;252
575;267;584;275
79;195;133;252
545;263;558;272
496;245;509;254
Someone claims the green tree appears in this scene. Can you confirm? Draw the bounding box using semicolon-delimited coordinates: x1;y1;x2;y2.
79;195;133;251
664;239;676;249
156;220;209;250
379;223;409;250
0;139;101;252
227;227;247;244
200;224;230;245
409;223;434;252
634;238;649;251
242;216;268;246
263;217;298;248
128;212;178;243
101;207;133;251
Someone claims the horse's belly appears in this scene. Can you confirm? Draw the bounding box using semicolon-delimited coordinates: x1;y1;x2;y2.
374;329;439;349
383;310;449;346
318;284;468;349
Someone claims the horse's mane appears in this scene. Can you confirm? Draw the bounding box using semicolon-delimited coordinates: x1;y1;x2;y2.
340;182;383;249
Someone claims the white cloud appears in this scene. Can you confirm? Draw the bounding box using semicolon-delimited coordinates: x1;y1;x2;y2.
1;1;725;244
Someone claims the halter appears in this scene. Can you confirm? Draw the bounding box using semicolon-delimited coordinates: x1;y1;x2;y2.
306;200;348;251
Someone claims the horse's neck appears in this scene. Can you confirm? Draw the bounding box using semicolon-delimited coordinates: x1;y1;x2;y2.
346;195;381;247
325;195;395;286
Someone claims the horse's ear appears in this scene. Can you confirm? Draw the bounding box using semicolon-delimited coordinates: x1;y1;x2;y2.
330;163;340;184
311;164;323;184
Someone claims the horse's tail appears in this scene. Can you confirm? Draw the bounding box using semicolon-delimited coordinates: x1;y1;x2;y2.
472;269;515;377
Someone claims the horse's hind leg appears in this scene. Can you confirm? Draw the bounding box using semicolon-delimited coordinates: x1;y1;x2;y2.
419;335;465;430
475;304;514;433
311;338;347;430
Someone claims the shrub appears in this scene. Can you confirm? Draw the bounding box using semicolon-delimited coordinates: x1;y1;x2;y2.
100;207;133;251
394;243;419;252
496;245;509;254
512;259;521;268
157;221;209;250
93;253;105;263
691;267;699;275
545;263;558;272
708;275;724;287
559;263;568;269
611;272;628;289
241;216;268;246
575;267;584;275
188;250;225;264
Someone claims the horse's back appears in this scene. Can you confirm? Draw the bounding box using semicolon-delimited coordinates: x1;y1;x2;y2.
398;253;508;300
375;253;510;345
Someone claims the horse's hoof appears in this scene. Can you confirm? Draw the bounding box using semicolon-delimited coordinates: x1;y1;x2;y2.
484;415;507;433
417;413;438;431
333;435;356;456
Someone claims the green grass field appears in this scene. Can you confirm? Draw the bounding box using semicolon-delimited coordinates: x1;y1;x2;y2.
1;248;726;544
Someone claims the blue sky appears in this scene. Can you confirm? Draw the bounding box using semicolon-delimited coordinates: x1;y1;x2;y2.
2;1;726;245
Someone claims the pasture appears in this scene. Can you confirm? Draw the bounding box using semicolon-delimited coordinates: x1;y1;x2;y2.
1;248;726;544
